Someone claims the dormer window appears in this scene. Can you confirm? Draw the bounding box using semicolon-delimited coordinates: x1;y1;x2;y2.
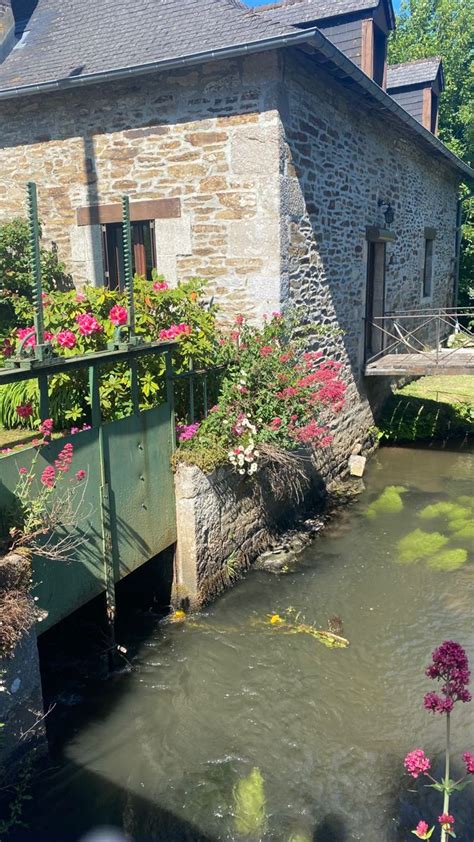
387;58;444;135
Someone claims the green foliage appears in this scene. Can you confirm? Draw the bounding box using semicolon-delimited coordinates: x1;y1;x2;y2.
233;767;267;837
419;501;471;524
177;313;346;475
0;277;220;429
0;217;71;341
379;394;474;442
365;485;408;518
397;528;449;563
388;0;474;305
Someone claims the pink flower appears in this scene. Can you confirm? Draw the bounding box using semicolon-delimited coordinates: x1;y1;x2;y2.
39;418;54;437
438;814;454;830
463;752;474;774
55;443;74;473
153;281;169;292
235;315;245;326
16;403;33;419
18;467;28;475
413;821;430;839
17;326;36;348
404;749;431;779
159;323;192;341
259;345;273;357
176;423;200;442
75;469;87;482
109;305;128;326
41;465;56;488
56;330;77;349
75;292;87;302
44;332;54;342
270;417;282;429
424;641;471;714
76;312;103;336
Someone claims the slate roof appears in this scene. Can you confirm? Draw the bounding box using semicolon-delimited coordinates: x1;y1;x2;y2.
387;57;443;90
0;0;296;94
254;0;380;26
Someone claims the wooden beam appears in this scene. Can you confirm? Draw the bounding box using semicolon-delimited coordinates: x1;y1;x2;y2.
361;19;374;77
422;87;432;131
77;198;181;226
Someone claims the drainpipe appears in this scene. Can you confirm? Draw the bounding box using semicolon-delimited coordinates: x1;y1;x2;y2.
452;195;463;307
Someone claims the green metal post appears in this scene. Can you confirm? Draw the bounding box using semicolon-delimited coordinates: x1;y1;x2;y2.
121;196;135;334
89;362;116;663
27;182;45;347
188;358;195;423
166;351;176;452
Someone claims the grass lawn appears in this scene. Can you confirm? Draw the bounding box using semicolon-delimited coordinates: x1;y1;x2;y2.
398;375;474;405
0;427;37;450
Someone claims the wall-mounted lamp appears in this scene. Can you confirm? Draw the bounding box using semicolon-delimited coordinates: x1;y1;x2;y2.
378;199;395;228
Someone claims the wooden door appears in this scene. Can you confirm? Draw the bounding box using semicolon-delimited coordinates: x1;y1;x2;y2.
365;241;386;359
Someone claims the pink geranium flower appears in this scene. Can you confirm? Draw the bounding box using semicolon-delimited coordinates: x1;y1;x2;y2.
76;312;102;336
56;330;77;349
109;305;128;326
153;281;168;292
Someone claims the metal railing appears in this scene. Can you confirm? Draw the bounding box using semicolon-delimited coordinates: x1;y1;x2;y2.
365;307;474;366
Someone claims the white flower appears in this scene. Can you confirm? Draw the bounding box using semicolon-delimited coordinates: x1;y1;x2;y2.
254;450;260;457
249;463;258;475
228;451;235;459
238;469;245;475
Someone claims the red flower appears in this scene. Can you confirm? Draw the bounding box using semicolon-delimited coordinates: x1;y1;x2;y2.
159;323;192;341
56;330;77;349
17;326;36;348
463;752;474;774
438;813;454;829
39;418;54;438
40;466;56;488
153;281;168;292
55;443;74;473
235;315;245;326
76;313;103;336
259;345;273;357
18;467;28;475
16;403;33;419
109;305;128;326
75;469;87;482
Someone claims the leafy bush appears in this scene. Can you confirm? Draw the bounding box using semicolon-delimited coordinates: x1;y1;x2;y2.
0;217;71;342
177;313;346;475
0;276;220;429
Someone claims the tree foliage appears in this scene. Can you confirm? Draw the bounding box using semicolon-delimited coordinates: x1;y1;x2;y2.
389;0;474;303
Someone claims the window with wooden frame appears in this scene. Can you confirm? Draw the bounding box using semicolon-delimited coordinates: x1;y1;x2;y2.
102;220;156;290
422;232;435;299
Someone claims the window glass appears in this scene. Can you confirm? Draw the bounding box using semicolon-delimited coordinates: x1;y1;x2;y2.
423;239;434;298
102;221;156;289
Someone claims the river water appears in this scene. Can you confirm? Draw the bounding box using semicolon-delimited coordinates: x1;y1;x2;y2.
13;446;474;842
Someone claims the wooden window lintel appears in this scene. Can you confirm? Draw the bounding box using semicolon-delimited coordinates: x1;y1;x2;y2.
77;198;180;227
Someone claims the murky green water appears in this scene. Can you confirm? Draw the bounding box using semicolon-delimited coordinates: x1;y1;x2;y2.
14;447;474;841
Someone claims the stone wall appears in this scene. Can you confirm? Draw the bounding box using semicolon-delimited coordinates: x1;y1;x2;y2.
277;49;460;453
173;454;328;609
0;53;281;323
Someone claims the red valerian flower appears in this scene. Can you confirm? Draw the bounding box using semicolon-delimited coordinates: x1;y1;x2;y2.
463;752;474;774
413;820;431;839
109;305;128;326
424;641;471;714
39;418;54;438
41;465;56;488
404;749;431;779
438;814;454;832
235;314;245;326
75;469;87;482
16;403;33;419
55;443;74;473
18;467;28;475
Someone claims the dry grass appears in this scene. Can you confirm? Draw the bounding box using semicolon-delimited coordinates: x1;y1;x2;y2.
0;589;35;658
258;443;311;503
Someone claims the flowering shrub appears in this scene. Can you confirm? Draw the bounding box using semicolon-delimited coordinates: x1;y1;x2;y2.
7;419;89;562
403;641;473;841
0;276;219;429
177;313;346;476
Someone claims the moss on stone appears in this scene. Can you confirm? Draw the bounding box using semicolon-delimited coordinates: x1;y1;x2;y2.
397;529;449;564
366;485;407;519
427;548;468;571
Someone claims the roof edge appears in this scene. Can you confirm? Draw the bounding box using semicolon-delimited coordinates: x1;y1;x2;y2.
0;23;471;182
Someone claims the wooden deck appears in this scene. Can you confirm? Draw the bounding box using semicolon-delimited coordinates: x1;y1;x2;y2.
365;348;474;377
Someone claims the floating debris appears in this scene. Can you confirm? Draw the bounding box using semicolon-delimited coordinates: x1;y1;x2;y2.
258;609;349;648
168;609;187;623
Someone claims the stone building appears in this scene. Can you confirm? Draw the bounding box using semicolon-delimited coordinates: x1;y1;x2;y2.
0;0;472;450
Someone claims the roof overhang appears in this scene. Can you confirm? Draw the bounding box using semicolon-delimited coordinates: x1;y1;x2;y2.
0;23;471;183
